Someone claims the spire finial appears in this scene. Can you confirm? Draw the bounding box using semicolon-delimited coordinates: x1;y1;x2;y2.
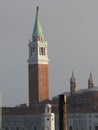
88;71;94;88
90;71;92;78
72;70;74;77
70;70;76;82
70;70;76;93
36;6;39;16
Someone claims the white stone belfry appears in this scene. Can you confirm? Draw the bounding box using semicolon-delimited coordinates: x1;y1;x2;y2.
28;7;49;65
41;104;55;130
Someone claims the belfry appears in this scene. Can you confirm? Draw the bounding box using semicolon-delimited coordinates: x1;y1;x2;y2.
28;7;49;108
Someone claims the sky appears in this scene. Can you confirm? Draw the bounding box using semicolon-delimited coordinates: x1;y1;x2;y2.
0;0;98;107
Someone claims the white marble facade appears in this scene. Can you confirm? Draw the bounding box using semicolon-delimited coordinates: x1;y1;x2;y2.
3;104;56;130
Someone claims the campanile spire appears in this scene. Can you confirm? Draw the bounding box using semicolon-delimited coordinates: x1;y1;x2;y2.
70;71;76;93
32;6;44;42
28;7;49;108
88;72;94;89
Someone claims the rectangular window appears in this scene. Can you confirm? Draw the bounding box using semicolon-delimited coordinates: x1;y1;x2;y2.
43;48;45;55
34;126;36;130
69;126;72;130
31;47;36;56
95;126;98;130
5;127;9;130
76;127;78;130
16;127;19;130
89;126;91;130
39;47;45;55
81;126;83;130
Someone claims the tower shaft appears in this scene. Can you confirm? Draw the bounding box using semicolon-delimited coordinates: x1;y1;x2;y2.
28;7;49;108
29;64;49;107
70;71;76;93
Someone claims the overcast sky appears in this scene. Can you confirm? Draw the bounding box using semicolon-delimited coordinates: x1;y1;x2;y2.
0;0;98;107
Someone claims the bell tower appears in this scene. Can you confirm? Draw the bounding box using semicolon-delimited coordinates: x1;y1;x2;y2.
88;72;94;89
70;71;76;93
28;7;49;108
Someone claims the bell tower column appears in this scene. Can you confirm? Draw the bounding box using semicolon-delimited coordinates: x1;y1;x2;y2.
88;72;94;89
70;71;76;93
28;7;49;108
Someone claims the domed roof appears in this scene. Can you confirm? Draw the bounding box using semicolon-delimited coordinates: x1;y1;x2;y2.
45;104;51;108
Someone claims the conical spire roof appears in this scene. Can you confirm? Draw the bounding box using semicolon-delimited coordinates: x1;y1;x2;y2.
32;7;43;36
88;72;93;82
88;72;94;89
70;71;76;82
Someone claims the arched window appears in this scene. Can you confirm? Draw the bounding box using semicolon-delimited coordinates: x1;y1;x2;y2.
34;126;36;130
39;47;45;55
47;107;51;113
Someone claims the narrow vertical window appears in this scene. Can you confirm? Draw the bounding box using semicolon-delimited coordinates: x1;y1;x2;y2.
39;47;45;55
69;126;72;130
16;127;19;130
89;126;91;130
81;126;83;130
5;127;9;130
34;126;36;130
76;127;78;130
44;48;45;55
31;47;36;56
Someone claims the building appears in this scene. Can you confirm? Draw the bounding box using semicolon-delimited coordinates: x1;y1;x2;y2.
2;6;58;130
2;6;98;130
68;72;98;130
28;6;49;108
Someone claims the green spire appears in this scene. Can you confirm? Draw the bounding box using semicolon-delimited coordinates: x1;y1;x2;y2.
32;7;43;36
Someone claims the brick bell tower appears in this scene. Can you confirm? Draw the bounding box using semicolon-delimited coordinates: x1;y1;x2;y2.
28;7;49;108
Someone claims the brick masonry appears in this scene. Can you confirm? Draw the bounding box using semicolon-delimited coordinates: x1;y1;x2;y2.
29;64;49;107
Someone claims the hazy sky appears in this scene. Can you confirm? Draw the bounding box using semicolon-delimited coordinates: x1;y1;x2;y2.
0;0;98;107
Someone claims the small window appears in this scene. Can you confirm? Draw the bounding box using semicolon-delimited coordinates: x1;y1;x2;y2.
31;47;36;56
47;118;50;121
69;126;72;130
95;115;98;118
39;47;45;55
89;126;91;130
95;126;98;130
34;126;36;130
47;107;51;113
33;36;36;42
5;127;9;130
16;127;19;130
